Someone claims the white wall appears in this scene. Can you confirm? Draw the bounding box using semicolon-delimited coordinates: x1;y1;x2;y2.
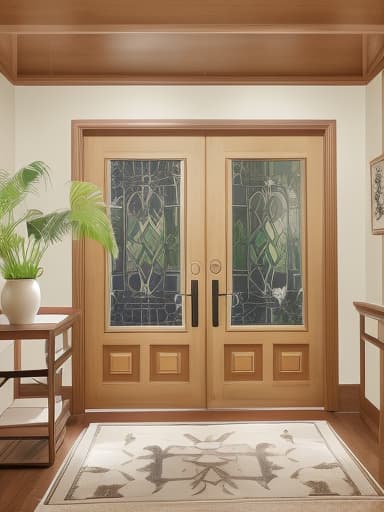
0;74;15;413
365;72;383;408
14;84;366;385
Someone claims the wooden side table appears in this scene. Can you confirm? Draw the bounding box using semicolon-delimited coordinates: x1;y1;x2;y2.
0;307;80;466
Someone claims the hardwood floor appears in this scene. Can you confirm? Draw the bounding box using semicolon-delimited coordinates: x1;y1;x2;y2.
0;411;380;512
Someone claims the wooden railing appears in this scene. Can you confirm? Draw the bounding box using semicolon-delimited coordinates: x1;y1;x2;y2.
354;301;384;481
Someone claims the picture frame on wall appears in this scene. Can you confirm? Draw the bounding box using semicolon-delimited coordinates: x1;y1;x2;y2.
370;154;384;234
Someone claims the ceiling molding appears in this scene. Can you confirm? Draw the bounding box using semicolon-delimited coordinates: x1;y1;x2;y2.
1;24;384;35
13;75;369;87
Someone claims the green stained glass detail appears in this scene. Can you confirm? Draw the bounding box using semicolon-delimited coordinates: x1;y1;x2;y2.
109;160;183;327
231;159;303;326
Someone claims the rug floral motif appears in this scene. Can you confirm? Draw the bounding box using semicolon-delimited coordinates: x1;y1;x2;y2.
44;421;383;505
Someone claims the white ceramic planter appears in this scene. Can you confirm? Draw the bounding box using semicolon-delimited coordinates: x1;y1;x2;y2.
1;279;41;324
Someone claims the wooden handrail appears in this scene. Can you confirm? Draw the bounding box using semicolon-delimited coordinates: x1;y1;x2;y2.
354;301;384;322
353;300;384;485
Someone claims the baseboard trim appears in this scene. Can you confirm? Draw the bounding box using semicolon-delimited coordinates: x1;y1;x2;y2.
79;385;359;416
85;407;325;413
338;384;360;412
361;396;380;438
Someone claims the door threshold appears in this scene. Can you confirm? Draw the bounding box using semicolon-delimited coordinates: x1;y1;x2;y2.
85;407;325;413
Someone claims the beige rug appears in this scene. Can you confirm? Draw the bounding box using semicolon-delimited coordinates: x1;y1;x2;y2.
35;421;384;511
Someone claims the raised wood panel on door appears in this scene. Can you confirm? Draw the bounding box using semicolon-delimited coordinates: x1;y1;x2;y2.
84;136;206;409
206;136;324;408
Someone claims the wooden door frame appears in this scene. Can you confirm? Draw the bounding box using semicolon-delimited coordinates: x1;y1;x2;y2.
71;119;338;414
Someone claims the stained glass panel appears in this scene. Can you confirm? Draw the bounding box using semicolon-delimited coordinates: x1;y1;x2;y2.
109;160;183;327
231;159;304;326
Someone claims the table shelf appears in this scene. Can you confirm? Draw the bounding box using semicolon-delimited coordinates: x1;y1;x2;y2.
0;308;80;466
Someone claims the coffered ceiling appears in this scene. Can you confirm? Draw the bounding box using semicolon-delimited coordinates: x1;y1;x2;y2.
1;0;384;85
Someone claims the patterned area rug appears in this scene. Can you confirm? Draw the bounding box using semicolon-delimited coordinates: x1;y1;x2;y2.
36;421;384;511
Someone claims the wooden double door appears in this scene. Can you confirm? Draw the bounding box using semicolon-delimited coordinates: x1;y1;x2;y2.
84;135;325;409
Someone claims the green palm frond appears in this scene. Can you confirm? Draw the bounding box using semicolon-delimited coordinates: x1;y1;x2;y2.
27;211;71;244
0;226;24;259
69;181;118;257
0;162;118;279
0;236;45;279
0;161;50;219
27;182;118;257
14;209;44;230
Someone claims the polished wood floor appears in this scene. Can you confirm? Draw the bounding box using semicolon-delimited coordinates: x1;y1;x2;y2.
0;411;380;512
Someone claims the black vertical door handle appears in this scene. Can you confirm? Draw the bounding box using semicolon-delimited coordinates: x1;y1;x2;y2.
191;280;199;327
212;280;219;327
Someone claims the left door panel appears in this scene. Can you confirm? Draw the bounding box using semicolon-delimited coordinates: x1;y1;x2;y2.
84;136;206;409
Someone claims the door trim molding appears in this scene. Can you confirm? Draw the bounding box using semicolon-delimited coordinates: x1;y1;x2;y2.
72;119;338;413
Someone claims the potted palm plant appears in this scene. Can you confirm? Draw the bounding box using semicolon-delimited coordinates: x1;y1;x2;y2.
0;161;117;324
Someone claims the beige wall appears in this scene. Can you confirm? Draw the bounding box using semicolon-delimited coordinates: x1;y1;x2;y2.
0;74;381;403
0;74;15;413
14;84;366;385
365;72;383;408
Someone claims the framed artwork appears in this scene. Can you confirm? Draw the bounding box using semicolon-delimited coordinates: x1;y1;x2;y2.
371;154;384;234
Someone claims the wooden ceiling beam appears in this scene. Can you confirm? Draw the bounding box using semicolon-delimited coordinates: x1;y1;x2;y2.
0;0;383;25
15;33;363;79
1;30;373;85
1;1;383;85
365;35;384;81
0;24;384;35
0;34;17;82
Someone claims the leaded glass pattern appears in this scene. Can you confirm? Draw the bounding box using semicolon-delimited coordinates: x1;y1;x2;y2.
109;160;183;327
231;159;304;326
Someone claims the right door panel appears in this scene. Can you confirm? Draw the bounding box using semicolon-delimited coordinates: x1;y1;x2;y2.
206;136;324;408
